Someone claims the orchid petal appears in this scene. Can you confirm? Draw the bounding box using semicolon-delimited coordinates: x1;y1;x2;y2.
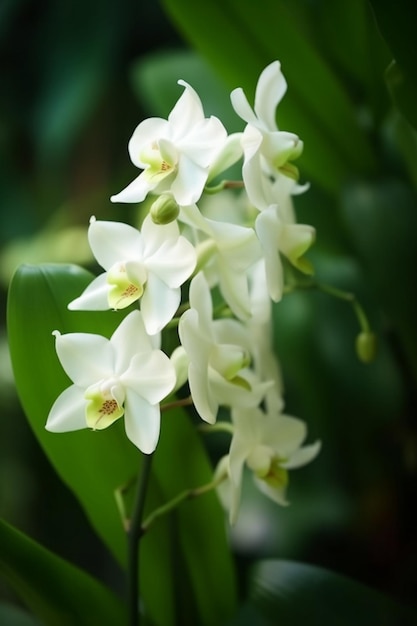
230;87;258;125
88;219;143;269
282;441;321;469
255;207;284;301
110;172;156;204
54;331;114;386
262;414;307;456
169;81;205;135
188;272;214;335
122;351;175;405
254;61;287;130
145;236;196;288
128;117;170;167
68;273;110;311
188;361;218;424
124;391;161;454
171;155;208;205
111;310;153;374
46;385;87;432
141;274;181;335
179;309;211;364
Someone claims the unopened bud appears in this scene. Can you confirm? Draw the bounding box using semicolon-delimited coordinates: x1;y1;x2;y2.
355;331;377;363
150;194;179;225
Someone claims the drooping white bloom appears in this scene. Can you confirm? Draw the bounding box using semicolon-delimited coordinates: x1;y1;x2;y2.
46;310;176;454
217;407;321;524
247;260;284;415
179;204;261;320
254;175;315;302
178;272;271;424
111;80;228;206
68;215;196;335
231;61;303;211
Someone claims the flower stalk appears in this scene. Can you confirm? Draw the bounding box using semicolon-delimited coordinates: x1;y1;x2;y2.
140;473;226;537
127;453;154;626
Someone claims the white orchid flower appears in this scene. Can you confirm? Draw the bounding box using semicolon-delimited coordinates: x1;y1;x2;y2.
231;61;303;211
68;215;196;335
178;272;271;424
217;407;321;524
46;311;176;454
248;174;315;302
247;261;284;415
111;80;228;206
179;204;262;320
255;203;315;302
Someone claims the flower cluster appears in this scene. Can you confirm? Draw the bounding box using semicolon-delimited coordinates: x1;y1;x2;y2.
46;61;320;523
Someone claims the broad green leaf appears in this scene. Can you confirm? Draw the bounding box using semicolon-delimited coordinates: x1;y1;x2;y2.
153;407;237;625
32;1;128;168
7;263;138;566
341;180;417;384
368;0;417;90
7;263;236;625
389;113;417;189
248;559;417;625
0;603;40;626
305;0;390;124
369;0;417;130
0;518;126;626
7;264;177;624
161;0;376;192
385;60;417;131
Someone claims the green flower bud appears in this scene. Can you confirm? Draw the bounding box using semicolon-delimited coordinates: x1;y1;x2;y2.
355;331;377;363
150;194;180;225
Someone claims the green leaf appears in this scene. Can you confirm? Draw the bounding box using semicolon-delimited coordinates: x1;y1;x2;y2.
248;559;417;625
341;180;417;384
7;263;237;625
0;518;126;626
369;0;417;90
152;408;237;625
6;264;176;624
161;0;376;192
0;603;40;626
369;0;417;131
385;60;417;131
7;264;139;566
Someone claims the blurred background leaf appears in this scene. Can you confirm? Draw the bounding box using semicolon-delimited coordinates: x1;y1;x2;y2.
0;518;126;626
246;559;417;625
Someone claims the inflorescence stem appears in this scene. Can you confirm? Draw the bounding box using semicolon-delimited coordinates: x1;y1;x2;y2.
127;453;153;626
140;473;225;537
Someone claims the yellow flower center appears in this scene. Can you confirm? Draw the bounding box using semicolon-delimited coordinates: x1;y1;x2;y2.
140;140;177;182
85;379;125;430
107;262;146;309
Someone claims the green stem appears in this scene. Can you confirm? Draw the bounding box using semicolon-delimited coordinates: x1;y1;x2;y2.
127;453;153;626
198;421;234;435
204;179;244;194
140;473;225;537
284;280;371;334
161;395;193;413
